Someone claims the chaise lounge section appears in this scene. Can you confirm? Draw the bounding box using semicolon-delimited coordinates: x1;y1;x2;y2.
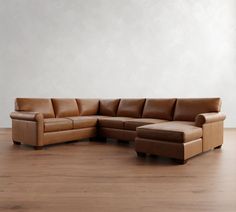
135;99;226;164
10;97;225;164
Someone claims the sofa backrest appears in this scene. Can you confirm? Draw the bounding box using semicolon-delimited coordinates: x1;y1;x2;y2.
76;99;99;116
117;99;145;118
174;98;221;121
52;98;79;118
15;98;55;118
142;98;176;120
99;99;120;116
14;97;222;121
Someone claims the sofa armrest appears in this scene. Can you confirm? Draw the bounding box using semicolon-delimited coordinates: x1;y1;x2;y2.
11;111;44;147
195;113;226;127
10;111;43;122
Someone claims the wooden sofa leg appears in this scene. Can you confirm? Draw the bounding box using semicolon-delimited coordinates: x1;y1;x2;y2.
13;140;21;145
34;146;43;150
118;140;129;144
150;154;159;158
98;137;107;142
136;152;146;158
214;145;222;149
89;137;97;141
89;136;107;142
173;159;188;165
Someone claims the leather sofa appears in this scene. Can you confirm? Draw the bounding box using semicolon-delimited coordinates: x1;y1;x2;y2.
10;98;226;164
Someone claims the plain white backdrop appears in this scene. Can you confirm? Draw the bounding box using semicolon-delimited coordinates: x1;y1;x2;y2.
0;0;236;127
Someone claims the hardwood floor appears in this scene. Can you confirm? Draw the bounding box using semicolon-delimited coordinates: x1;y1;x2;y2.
0;128;236;212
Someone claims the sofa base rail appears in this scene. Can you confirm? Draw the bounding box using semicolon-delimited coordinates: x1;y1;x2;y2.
135;137;203;160
12;127;97;148
98;127;136;142
43;127;97;145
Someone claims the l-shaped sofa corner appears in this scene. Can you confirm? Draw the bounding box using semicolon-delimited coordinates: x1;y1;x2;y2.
10;98;226;164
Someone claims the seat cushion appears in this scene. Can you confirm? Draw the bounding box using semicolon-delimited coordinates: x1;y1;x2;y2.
137;121;202;143
117;99;145;118
15;98;55;118
98;117;132;129
44;118;73;132
142;98;176;120
52;99;79;118
67;116;98;129
99;99;120;116
124;118;167;131
76;99;99;116
174;98;221;121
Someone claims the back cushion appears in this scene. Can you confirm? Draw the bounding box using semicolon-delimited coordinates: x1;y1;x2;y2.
99;99;120;116
76;99;99;116
142;98;176;120
52;98;79;118
15;98;55;118
117;99;145;118
174;98;221;121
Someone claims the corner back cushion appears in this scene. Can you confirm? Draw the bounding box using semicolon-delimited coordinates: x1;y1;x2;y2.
76;99;99;116
15;98;55;118
99;99;120;116
52;98;79;118
117;99;145;118
142;98;176;120
174;98;221;121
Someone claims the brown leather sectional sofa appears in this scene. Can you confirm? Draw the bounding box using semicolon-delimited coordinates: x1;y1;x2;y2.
10;98;226;164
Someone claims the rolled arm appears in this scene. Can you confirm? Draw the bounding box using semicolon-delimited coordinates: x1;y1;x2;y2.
10;111;43;122
195;113;226;127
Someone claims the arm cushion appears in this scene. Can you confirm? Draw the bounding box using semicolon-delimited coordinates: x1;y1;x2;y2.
10;112;43;121
195;113;226;127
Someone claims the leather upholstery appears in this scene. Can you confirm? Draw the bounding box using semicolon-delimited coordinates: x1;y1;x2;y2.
98;117;132;129
52;99;79;118
44;128;97;145
137;121;202;143
15;98;55;118
174;98;221;121
10;111;43;121
99;99;120;116
67;116;98;129
12;118;44;146
195;112;226;127
202;121;224;151
76;99;99;116
117;99;145;118
142;98;176;120
135;137;202;160
44;118;73;132
124;118;167;131
99;128;136;141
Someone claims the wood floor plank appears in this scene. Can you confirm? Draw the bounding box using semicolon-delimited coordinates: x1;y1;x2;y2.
0;128;235;212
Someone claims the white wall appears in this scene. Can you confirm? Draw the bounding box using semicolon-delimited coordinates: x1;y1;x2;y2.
0;0;236;127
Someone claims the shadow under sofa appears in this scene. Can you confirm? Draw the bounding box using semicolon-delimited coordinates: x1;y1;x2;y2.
10;98;225;164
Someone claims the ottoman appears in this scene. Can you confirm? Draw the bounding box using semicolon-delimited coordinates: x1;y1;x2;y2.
135;121;203;164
